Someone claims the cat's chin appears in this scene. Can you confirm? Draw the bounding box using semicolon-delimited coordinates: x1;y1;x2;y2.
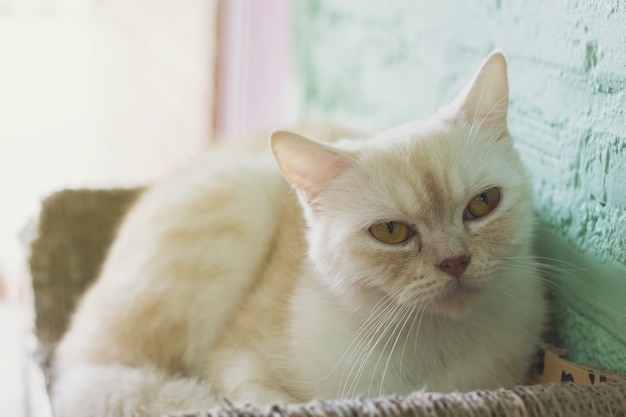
407;281;482;318
429;286;478;318
350;279;481;319
387;277;483;317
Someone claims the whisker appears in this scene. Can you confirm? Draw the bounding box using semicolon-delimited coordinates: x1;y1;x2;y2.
377;304;416;396
399;304;422;379
346;301;403;398
490;281;525;299
494;255;599;292
493;266;563;291
341;298;404;398
338;297;397;398
413;304;428;355
365;304;407;396
495;262;596;292
500;255;596;273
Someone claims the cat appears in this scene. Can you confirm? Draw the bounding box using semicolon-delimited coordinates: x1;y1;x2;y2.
52;51;547;417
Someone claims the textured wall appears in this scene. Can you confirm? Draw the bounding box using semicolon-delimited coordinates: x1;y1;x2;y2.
296;0;626;373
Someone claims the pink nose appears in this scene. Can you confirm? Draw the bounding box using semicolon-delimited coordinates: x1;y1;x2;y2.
437;255;471;279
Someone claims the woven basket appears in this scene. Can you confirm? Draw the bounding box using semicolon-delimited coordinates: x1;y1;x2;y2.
28;189;626;417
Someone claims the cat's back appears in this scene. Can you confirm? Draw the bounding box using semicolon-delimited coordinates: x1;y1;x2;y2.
55;138;296;375
56;122;366;376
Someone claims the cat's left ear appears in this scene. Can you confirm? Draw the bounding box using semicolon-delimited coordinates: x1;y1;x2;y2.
271;130;352;204
448;50;509;129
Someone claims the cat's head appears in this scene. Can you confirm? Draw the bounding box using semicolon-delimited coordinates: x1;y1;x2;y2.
272;51;534;317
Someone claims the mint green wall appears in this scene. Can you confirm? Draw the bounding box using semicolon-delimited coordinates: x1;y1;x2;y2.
295;0;626;373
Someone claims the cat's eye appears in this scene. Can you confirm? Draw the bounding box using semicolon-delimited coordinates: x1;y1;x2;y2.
369;221;412;244
463;188;501;220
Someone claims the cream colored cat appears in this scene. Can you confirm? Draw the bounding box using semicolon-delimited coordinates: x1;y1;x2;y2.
52;51;547;417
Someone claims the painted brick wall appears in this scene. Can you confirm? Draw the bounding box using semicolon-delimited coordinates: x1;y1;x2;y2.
295;0;626;373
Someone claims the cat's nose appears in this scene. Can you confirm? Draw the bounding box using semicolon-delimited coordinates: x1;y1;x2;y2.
436;255;471;279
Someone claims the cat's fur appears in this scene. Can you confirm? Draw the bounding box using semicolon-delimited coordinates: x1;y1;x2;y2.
52;51;547;417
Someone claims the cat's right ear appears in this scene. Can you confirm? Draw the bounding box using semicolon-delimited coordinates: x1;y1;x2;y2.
446;50;509;130
271;130;352;204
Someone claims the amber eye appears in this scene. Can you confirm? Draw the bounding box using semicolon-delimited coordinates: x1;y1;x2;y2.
464;188;501;220
369;221;412;244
